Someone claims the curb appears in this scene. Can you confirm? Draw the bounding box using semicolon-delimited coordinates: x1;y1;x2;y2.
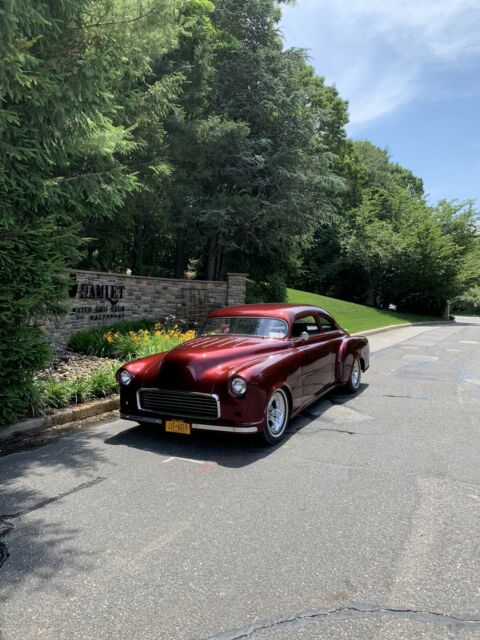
0;396;119;441
0;320;455;445
352;320;453;337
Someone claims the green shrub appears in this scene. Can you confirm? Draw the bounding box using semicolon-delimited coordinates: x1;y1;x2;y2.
246;275;287;303
451;286;480;315
29;364;119;418
0;325;53;426
23;378;50;419
89;364;119;398
68;378;91;404
68;319;158;356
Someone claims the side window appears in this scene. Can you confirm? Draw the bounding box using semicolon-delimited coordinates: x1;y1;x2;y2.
318;315;336;332
292;315;320;337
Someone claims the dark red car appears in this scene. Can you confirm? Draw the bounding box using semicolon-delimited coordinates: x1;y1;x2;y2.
117;303;370;444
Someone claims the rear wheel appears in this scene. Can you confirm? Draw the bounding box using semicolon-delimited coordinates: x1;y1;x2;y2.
260;388;289;445
344;356;361;393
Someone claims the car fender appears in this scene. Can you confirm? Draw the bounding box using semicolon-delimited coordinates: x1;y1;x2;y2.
232;348;301;409
337;336;369;383
120;351;168;386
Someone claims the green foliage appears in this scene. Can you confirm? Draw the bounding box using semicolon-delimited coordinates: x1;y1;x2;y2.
246;276;287;303
68;319;158;356
0;325;52;425
126;0;347;283
339;186;459;314
451;286;480;315
298;140;479;315
353;141;424;196
68;319;194;359
112;329;195;359
0;0;182;424
30;364;119;417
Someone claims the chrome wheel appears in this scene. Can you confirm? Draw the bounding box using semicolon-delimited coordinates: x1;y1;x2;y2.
351;358;361;389
266;389;288;437
344;357;361;394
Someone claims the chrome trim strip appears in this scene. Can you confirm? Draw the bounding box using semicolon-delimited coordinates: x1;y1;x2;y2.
136;389;220;419
191;424;258;434
212;394;221;418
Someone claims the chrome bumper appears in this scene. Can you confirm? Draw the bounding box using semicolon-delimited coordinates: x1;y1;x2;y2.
120;413;258;434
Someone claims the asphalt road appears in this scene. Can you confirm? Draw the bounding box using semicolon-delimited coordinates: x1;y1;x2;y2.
1;319;479;640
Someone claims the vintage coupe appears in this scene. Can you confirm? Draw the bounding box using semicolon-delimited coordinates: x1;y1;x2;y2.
117;304;370;444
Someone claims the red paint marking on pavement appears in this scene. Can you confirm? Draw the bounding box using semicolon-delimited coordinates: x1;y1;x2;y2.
196;462;218;473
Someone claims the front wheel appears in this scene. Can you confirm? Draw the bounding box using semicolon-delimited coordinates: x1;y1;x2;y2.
260;388;290;446
344;356;361;394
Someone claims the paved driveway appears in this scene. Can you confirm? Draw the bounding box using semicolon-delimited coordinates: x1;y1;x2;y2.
1;320;479;639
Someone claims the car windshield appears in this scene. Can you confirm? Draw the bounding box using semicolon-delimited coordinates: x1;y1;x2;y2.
199;316;288;339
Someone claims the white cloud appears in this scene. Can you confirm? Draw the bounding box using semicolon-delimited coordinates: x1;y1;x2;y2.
281;0;480;125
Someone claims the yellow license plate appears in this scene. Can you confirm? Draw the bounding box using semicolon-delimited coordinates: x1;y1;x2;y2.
165;419;191;435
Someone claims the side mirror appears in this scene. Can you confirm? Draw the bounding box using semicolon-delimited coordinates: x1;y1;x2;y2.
300;331;309;342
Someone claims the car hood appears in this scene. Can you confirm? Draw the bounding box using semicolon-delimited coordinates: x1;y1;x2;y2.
137;335;289;390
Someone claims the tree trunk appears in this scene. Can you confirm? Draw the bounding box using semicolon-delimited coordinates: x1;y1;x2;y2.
175;229;185;279
215;251;225;281
365;279;376;306
206;235;216;281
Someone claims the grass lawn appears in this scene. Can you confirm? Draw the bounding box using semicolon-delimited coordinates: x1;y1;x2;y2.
287;288;446;334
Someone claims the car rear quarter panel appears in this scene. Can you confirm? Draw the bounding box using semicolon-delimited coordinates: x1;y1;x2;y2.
336;336;370;383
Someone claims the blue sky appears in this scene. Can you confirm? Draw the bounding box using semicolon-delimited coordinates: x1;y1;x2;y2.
281;0;480;205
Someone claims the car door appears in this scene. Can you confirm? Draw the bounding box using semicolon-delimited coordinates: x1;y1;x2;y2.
317;313;345;383
292;313;333;406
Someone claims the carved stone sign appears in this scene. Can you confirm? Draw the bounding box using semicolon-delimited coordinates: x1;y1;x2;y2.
69;275;126;322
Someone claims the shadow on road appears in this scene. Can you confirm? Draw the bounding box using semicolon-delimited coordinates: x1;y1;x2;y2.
105;385;369;466
105;425;273;468
0;431;107;603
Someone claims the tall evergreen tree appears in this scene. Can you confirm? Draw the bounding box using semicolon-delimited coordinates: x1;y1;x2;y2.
0;0;180;423
202;0;344;282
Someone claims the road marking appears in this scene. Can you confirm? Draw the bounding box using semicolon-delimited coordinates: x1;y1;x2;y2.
162;455;207;465
400;354;439;363
138;522;190;557
109;522;191;570
196;462;218;473
459;340;479;344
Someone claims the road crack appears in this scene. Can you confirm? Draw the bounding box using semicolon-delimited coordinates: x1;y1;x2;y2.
0;476;105;570
300;410;358;434
205;603;480;639
0;518;13;568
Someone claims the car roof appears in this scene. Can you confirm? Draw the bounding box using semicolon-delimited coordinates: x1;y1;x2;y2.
206;303;334;323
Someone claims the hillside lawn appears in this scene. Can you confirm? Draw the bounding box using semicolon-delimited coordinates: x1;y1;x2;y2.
287;288;446;334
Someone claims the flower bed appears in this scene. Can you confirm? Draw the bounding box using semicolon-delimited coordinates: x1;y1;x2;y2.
104;325;196;359
25;320;196;420
29;353;121;417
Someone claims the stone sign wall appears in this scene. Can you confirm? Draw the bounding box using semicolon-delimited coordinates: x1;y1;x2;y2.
43;270;247;345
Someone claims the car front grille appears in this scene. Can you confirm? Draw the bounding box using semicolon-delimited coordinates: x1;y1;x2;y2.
137;389;219;420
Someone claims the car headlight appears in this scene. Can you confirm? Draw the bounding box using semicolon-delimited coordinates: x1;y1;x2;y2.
119;370;133;385
230;376;247;396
